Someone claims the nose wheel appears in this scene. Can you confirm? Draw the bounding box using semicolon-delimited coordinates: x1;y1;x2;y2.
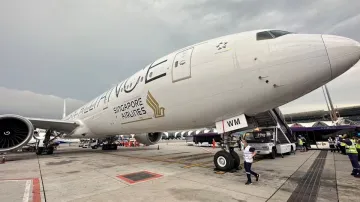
214;150;234;171
213;133;241;172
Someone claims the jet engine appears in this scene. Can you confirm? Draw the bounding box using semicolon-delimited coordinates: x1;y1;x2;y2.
0;114;34;152
134;132;162;146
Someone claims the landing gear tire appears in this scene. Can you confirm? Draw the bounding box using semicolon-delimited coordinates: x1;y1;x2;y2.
36;147;43;155
214;150;234;171
46;146;54;155
102;144;118;150
230;150;241;170
271;148;276;159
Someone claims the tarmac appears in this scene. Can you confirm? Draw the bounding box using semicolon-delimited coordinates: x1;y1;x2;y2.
0;140;359;202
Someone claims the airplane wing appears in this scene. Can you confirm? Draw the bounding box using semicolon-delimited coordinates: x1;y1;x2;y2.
28;118;79;133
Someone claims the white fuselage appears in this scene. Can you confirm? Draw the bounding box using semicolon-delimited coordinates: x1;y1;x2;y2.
62;29;360;138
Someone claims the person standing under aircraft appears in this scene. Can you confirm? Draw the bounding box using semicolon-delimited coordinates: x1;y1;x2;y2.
328;137;335;152
302;137;308;152
242;139;260;185
340;135;347;155
238;137;242;151
335;136;341;153
356;138;360;161
298;136;304;152
340;137;360;177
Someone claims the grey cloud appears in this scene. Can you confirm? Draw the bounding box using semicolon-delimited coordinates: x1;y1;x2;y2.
0;87;84;119
0;0;189;100
182;0;360;35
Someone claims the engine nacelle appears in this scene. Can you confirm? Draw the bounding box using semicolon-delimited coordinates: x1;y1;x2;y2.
134;132;162;146
0;114;34;152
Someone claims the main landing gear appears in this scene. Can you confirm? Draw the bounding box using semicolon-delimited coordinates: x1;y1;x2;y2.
213;132;241;172
101;137;118;150
36;129;58;155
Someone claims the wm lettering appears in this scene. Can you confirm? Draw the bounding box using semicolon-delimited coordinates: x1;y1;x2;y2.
227;118;241;127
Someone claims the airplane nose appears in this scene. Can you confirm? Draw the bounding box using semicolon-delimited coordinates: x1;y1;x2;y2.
322;34;360;79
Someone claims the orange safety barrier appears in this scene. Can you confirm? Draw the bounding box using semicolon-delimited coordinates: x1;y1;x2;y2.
1;156;5;164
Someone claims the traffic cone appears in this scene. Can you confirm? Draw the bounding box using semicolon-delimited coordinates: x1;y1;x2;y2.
212;139;216;149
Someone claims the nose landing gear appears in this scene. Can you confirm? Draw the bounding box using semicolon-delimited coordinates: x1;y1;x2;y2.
213;132;241;172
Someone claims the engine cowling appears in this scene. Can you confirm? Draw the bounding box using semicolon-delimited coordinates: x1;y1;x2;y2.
0;114;34;152
134;132;162;146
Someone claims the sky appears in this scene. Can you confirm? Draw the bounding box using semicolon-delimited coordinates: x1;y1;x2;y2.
0;0;360;119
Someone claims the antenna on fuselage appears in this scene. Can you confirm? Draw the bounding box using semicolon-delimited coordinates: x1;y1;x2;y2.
62;99;66;119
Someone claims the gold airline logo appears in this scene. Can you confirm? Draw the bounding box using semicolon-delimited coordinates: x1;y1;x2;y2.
146;91;165;118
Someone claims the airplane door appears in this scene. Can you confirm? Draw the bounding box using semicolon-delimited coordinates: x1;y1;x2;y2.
172;47;194;82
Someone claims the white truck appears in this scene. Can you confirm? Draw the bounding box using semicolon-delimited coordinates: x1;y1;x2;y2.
242;126;296;159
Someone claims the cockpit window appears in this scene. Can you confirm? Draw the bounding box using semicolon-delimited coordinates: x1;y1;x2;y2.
256;30;292;41
256;31;273;41
269;30;292;38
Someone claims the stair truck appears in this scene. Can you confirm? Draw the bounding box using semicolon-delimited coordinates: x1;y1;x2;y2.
242;125;296;159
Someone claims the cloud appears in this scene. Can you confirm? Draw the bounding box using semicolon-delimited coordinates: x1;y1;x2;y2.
0;0;360;117
0;87;84;119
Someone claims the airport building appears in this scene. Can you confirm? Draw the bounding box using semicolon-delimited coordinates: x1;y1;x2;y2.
284;105;360;123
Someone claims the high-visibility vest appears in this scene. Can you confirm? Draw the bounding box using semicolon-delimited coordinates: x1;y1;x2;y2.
355;140;360;149
298;139;303;146
340;142;346;146
345;139;358;154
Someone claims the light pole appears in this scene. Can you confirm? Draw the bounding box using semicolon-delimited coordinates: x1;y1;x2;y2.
324;85;338;122
321;86;334;122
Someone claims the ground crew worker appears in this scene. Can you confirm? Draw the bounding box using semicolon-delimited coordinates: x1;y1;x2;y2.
356;138;360;161
302;137;308;152
341;137;360;177
238;137;242;151
242;139;260;185
340;135;347;155
328;137;335;152
335;136;341;153
298;136;304;152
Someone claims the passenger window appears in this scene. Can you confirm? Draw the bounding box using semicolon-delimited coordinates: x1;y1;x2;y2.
256;31;273;40
175;61;178;67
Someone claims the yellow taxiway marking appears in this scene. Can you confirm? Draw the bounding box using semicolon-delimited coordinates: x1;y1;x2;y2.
102;150;263;169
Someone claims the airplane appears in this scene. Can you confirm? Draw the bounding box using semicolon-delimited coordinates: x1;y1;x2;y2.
0;29;359;171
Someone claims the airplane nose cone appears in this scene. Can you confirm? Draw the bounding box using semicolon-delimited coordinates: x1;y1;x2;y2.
322;34;360;79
